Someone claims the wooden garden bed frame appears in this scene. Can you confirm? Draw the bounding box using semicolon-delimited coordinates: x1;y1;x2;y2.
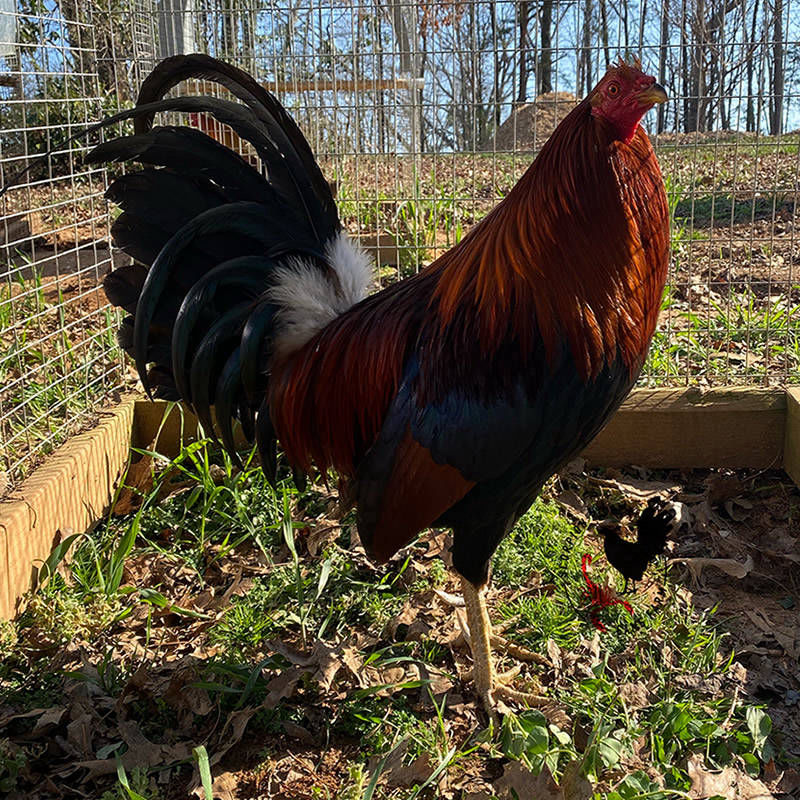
1;387;798;618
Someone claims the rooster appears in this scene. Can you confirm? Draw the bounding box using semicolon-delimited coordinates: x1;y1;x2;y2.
83;54;668;715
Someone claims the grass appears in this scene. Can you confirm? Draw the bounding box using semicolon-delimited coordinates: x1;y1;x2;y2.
0;434;785;799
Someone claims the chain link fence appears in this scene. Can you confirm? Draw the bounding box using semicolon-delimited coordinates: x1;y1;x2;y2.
1;0;798;492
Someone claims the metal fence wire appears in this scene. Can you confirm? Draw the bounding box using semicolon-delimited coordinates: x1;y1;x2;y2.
1;0;798;492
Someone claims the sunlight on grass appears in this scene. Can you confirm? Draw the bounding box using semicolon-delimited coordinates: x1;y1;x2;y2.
0;432;784;798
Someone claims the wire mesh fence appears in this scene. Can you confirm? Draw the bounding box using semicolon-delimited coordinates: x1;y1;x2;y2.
1;0;798;492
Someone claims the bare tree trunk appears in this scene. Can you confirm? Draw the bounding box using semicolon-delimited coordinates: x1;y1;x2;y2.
770;0;784;134
581;0;593;95
537;0;553;94
658;0;669;131
681;0;692;131
517;1;530;103
746;0;758;131
491;1;501;126
599;0;611;66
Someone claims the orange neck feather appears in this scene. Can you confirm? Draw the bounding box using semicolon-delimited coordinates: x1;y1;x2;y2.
431;99;669;380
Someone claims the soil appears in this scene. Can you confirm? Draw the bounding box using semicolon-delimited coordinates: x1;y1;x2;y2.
0;466;798;799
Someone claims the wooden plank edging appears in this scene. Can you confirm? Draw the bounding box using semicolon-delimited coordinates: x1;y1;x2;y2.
785;388;800;487
0;398;136;618
0;387;794;618
583;387;786;469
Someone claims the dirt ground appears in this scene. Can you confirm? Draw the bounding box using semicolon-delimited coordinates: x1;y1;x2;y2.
0;464;798;799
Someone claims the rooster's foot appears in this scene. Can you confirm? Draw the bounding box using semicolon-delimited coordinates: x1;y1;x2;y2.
459;577;549;724
491;634;549;665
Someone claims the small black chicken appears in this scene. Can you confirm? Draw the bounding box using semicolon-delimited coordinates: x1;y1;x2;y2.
600;497;677;591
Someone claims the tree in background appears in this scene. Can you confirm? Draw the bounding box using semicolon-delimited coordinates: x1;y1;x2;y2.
2;0;797;160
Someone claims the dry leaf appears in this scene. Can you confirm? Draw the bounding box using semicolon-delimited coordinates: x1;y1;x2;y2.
209;771;239;800
554;489;589;521
494;761;591;800
367;739;410;779
744;608;773;634
265;667;304;708
306;522;341;556
385;755;436;788
591;475;680;500
687;753;773;799
670;555;754;585
282;721;315;743
311;640;346;690
65;713;94;759
559;761;594;800
773;629;800;660
705;474;746;506
773;769;800;795
618;682;651;710
31;706;66;733
113;453;156;515
561;457;586;475
547;639;563;676
340;644;366;687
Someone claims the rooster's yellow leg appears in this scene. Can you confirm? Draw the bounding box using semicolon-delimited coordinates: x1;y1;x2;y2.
460;577;549;717
460;576;497;714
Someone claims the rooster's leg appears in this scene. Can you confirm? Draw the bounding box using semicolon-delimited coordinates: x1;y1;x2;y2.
460;577;549;719
440;594;548;665
460;576;496;714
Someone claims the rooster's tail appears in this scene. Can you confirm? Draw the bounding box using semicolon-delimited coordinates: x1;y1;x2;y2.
95;54;372;479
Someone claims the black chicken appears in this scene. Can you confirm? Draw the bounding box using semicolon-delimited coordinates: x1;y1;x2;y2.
600;497;677;591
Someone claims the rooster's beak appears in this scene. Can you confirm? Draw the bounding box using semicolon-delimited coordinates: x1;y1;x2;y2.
638;84;668;106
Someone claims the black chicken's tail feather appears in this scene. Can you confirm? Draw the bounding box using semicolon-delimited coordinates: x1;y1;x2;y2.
0;55;359;480
170;256;274;404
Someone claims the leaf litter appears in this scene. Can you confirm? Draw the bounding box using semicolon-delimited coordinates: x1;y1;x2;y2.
0;456;799;799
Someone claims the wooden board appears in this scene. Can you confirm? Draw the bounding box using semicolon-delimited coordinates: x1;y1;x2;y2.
133;388;787;472
785;388;800;488
132;400;248;457
0;399;136;619
0;387;795;619
583;387;786;469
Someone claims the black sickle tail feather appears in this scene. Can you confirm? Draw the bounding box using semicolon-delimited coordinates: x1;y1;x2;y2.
81;55;342;476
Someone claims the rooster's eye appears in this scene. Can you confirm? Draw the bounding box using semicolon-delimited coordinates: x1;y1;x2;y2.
608;83;620;96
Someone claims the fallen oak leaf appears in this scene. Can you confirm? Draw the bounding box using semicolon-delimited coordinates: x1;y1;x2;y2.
265;638;359;691
554;489;589;522
61;730;194;780
669;555;754;586
264;667;305;708
32;706;67;734
384;755;436;789
588;475;680;500
208;771;238;800
112;452;156;515
494;760;591;800
687;752;773;799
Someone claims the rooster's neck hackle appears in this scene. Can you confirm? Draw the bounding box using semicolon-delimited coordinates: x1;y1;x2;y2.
432;98;669;382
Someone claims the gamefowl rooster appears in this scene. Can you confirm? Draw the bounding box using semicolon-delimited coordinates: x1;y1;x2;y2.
87;54;668;715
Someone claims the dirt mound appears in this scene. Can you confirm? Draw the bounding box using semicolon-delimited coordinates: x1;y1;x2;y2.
487;91;578;152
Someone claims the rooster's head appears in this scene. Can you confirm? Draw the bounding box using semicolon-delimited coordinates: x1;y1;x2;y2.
590;58;667;143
